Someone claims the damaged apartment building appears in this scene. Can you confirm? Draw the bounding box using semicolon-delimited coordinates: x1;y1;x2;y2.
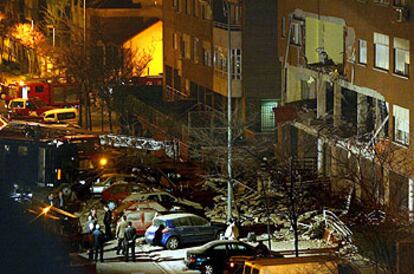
277;0;414;218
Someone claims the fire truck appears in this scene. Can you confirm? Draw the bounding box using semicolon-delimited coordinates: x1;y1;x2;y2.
0;118;180;188
1;80;79;108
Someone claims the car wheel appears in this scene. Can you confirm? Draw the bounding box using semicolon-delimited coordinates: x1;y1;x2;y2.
166;236;180;250
203;264;214;274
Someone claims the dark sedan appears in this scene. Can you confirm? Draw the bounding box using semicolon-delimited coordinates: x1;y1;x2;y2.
186;240;256;274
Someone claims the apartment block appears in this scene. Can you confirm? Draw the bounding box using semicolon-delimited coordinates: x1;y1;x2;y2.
277;0;414;216
163;0;280;133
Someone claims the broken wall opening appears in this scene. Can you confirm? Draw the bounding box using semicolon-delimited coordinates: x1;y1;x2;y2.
305;16;344;65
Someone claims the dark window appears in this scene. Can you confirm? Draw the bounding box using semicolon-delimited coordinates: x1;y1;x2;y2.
173;217;192;227
252;269;259;274
161;194;175;204
341;88;358;134
26;102;35;110
166;65;173;86
11;101;24;108
57;112;76;120
110;185;125;194
325;82;334;116
147;195;161;202
190;216;208;226
35;85;44;93
244;266;252;274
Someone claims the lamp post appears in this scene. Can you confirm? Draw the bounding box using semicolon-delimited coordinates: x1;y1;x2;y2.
83;0;86;52
224;0;233;222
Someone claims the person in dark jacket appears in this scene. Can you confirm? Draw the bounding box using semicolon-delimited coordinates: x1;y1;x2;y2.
103;205;112;240
123;222;137;262
153;224;165;246
92;224;105;262
255;240;270;257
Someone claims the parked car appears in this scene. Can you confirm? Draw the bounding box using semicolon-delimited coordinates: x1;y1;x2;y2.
112;200;167;221
186;240;256;274
8;97;54;117
144;213;225;250
101;181;149;204
126;207;158;235
42;108;78;125
123;190;203;212
90;174;137;195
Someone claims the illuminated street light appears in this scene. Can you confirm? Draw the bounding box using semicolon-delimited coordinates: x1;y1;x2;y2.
99;157;108;167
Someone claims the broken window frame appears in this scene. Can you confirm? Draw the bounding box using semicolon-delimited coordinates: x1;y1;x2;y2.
374;32;390;71
393;37;410;77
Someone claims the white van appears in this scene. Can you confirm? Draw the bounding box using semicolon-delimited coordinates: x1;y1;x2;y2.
43;108;78;125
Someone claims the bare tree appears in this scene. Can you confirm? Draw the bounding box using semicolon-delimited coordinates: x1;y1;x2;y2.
41;5;153;130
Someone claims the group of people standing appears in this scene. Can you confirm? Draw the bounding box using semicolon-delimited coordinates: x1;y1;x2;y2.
115;214;138;262
85;206;137;263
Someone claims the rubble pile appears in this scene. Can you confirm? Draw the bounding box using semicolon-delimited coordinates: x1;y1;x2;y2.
205;185;354;246
205;191;288;229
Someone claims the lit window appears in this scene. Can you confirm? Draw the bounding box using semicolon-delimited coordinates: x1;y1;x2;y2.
393;104;409;145
261;100;278;131
394;37;409;77
374;32;389;70
358;39;367;65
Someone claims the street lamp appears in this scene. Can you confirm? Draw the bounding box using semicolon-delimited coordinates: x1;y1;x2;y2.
224;0;233;222
83;0;86;52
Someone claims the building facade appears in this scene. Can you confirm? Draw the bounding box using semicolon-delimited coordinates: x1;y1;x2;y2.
277;0;414;217
162;0;280;133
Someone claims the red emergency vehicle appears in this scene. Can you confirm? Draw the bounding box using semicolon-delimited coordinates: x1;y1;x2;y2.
16;80;79;108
